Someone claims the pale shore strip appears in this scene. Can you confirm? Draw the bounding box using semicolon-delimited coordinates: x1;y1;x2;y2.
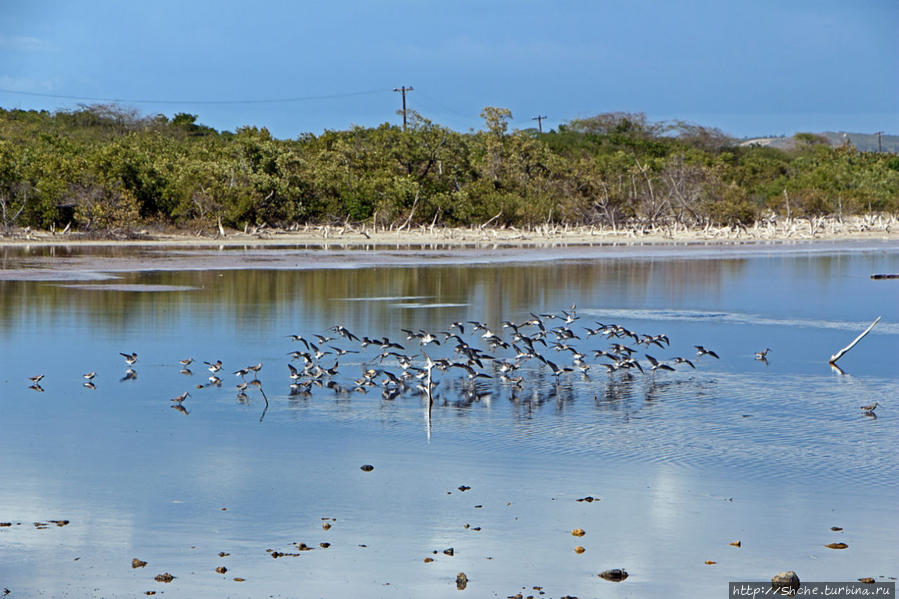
0;214;896;247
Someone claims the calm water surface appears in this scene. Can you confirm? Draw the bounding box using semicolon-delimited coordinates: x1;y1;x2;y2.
0;242;897;598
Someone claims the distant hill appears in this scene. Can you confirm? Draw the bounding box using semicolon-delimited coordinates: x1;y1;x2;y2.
740;131;898;153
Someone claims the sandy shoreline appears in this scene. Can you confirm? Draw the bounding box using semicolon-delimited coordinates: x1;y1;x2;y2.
1;217;897;249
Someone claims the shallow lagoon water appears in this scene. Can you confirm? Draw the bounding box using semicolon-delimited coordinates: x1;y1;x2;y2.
0;242;896;598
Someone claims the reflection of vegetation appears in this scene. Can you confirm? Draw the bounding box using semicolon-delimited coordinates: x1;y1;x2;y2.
2;105;896;234
0;253;743;336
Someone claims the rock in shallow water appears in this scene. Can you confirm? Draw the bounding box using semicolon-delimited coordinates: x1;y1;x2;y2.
771;571;800;591
456;572;468;590
599;569;628;582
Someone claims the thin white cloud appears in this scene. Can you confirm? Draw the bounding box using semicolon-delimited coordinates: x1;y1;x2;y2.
0;75;59;92
0;34;56;52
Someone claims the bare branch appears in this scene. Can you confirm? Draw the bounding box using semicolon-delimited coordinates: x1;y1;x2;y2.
829;316;881;365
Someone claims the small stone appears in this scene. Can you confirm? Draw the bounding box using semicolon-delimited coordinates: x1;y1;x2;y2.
599;568;628;582
216;566;227;574
831;526;843;531
858;578;875;584
218;552;230;557
424;557;434;563
574;546;585;554
825;543;848;549
771;571;800;592
154;573;175;583
144;593;156;596
360;464;374;472
233;577;245;582
322;522;332;530
458;485;471;492
443;547;454;556
705;560;717;565
729;541;742;547
132;558;148;569
571;528;586;537
320;542;330;548
456;572;468;590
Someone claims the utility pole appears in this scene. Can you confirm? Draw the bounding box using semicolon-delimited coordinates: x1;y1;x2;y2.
875;131;883;153
532;115;547;133
393;86;414;130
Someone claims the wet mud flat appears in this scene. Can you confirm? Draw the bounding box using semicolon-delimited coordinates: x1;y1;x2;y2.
1;238;896;282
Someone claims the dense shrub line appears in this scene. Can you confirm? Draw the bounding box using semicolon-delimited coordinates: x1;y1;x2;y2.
1;104;897;233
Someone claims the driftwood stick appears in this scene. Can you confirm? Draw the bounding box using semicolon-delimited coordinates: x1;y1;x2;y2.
480;210;502;230
829;316;881;365
258;386;269;423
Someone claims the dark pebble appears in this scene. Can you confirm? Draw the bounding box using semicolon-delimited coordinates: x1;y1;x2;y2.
599;568;628;582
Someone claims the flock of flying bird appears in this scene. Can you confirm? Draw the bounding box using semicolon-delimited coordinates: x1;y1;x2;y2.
23;305;882;417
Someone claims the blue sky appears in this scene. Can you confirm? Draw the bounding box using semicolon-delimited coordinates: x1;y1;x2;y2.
2;0;897;138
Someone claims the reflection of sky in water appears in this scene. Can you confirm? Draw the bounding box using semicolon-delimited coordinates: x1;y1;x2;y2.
0;244;896;597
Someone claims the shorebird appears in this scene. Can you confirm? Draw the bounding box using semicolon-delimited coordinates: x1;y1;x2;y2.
83;372;96;381
204;360;223;373
754;348;770;361
171;391;190;403
233;367;250;378
695;346;720;359
288;334;310;350
673;356;695;369
179;358;194;366
332;325;360;343
860;402;879;412
83;381;96;390
29;374;45;383
645;354;675;372
120;352;138;365
543;359;573;377
248;362;263;376
328;346;359;356
121;368;138;381
29;383;45;392
310;344;331;360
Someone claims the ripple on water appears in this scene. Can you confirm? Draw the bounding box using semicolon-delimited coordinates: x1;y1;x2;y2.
583;307;899;335
244;364;897;489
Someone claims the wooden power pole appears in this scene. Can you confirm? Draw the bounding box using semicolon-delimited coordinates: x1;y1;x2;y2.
532;115;547;133
393;86;414;130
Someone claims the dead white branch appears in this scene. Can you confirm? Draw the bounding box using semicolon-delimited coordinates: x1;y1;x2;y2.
829;316;881;365
480;210;503;229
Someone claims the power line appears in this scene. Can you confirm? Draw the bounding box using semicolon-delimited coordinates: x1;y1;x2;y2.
0;87;392;106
